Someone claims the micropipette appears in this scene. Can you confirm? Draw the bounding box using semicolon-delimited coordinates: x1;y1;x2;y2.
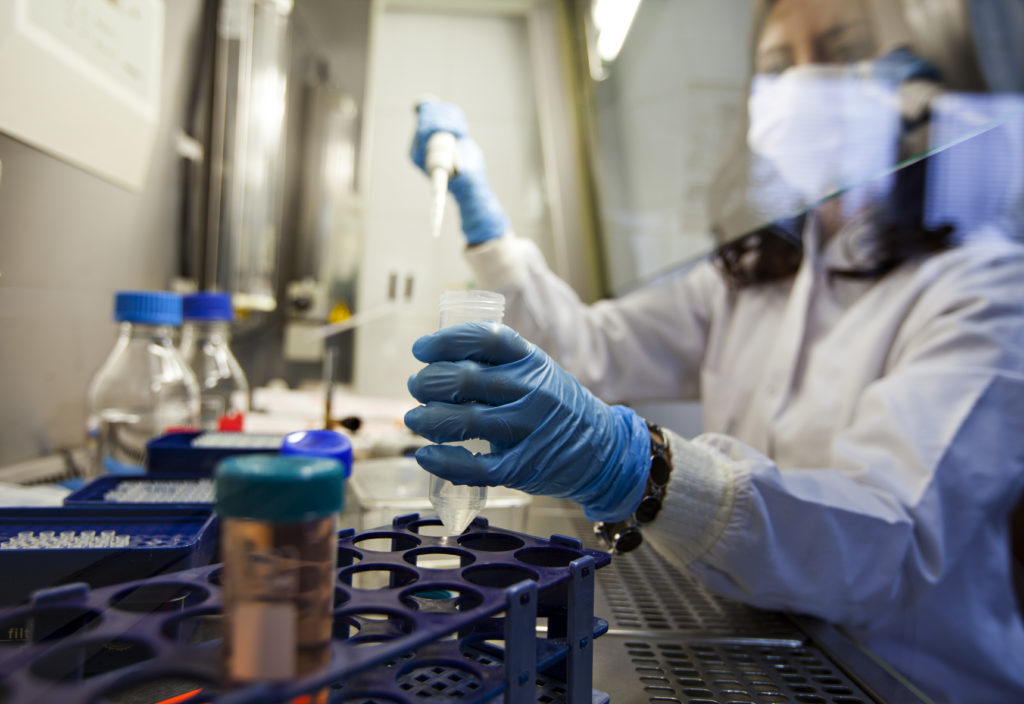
425;131;457;238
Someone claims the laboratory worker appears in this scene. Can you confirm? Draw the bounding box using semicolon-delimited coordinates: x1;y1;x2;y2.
405;1;1024;702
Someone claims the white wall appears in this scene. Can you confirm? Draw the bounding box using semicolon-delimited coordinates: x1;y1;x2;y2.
0;1;205;467
353;7;553;399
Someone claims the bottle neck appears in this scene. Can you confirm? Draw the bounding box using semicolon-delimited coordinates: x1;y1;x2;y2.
181;320;232;344
120;321;177;343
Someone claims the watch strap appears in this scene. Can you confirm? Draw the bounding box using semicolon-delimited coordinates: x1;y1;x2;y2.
595;421;673;554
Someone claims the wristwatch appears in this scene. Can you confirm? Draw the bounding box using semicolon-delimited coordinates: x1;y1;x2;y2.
594;422;673;554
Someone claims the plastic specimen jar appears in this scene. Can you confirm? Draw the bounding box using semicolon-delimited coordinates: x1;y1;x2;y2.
215;455;343;688
430;289;505;535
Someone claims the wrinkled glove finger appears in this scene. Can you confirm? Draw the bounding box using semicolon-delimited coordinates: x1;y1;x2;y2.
412;323;532;365
413;444;499;486
408;360;530;406
405;402;533;447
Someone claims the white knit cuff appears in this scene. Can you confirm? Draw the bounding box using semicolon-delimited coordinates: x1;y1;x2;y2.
464;233;534;291
645;429;739;566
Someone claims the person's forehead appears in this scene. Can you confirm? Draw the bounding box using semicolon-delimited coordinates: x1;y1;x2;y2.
759;0;873;48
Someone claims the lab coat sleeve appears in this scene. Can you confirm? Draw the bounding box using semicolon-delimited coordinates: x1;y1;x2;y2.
643;246;1024;629
465;234;721;403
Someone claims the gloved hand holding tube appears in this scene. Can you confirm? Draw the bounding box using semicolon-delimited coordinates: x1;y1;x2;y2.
404;322;651;522
410;100;510;246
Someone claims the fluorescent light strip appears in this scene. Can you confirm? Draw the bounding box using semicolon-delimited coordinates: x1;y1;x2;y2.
593;0;642;63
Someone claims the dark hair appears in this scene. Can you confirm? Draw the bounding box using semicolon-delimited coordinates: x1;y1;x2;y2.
713;155;956;287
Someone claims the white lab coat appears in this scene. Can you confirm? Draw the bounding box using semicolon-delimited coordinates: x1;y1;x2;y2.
466;221;1024;704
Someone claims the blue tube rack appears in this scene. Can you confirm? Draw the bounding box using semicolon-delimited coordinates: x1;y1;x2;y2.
0;514;610;703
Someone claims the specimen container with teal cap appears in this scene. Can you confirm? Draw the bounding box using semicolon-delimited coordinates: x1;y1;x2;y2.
215;455;342;685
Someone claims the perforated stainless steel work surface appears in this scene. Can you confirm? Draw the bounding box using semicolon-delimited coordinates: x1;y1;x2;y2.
595;538;801;640
561;516;800;640
595;637;876;704
523;506;924;704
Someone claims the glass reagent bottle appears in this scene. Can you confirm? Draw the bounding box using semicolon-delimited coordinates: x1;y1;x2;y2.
179;291;250;431
430;289;505;534
86;291;199;476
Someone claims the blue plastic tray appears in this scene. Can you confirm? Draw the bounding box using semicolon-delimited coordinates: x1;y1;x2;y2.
0;513;610;704
145;431;283;475
64;475;214;508
0;507;218;608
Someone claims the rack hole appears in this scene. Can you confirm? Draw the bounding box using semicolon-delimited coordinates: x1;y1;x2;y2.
457;532;524;552
333;609;415;642
161;609;223;645
514;546;582;568
462;564;538;589
404;548;474;570
400;585;483;613
30;638;155;683
406;519;458;537
339;565;418;591
456;532;524;556
351;533;419;552
110;583;209;613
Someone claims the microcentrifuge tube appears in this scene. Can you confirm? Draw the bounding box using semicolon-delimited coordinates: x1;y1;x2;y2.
430;290;505;535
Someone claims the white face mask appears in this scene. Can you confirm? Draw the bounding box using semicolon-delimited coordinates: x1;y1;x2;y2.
747;64;902;212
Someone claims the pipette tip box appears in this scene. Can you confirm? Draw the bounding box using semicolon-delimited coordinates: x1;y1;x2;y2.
64;474;214;508
145;430;284;475
0;506;218;607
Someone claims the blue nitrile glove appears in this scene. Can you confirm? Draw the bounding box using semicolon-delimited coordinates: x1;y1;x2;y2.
404;322;651;522
410;101;510;245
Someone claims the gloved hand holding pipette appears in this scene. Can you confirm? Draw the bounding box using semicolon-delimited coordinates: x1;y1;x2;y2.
405;322;651;522
410;100;510;245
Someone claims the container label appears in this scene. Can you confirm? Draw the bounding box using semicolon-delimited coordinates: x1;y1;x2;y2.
229;601;296;680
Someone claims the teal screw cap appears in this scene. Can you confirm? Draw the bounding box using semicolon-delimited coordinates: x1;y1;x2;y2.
214;455;344;522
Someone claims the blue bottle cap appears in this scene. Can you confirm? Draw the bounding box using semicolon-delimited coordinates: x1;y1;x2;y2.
281;430;353;478
182;291;234;321
114;291;183;326
215;455;344;522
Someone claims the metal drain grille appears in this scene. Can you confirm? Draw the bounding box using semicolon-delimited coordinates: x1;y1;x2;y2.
606;638;873;703
570;518;800;638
